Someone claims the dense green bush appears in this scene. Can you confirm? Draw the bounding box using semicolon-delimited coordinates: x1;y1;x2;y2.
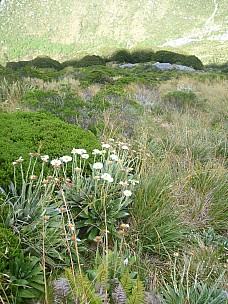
163;90;204;111
77;55;106;67
109;49;132;63
153;51;204;70
62;55;106;69
6;60;31;70
0;225;21;272
130;49;154;63
31;56;62;70
6;57;62;71
0;111;100;190
22;88;88;123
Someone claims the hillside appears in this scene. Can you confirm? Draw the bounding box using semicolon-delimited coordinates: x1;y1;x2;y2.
0;0;227;64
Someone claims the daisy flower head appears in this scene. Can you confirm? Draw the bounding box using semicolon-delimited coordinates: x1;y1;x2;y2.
29;152;40;158
102;143;111;149
71;148;87;155
110;154;119;161
75;167;81;173
61;155;72;163
41;155;49;162
101;173;113;183
93;162;103;170
81;153;89;159
119;180;129;187
126;167;133;173
16;156;24;163
68;223;75;232
122;145;129;150
123;190;132;197
51;159;62;167
92;149;102;155
120;223;130;229
129;179;139;185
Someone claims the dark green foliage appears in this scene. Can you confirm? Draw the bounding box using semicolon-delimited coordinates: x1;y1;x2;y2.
109;49;132;63
78;55;106;67
6;60;31;70
6;251;44;302
0;225;21;272
22;87;88;124
62;55;105;69
4;66;60;82
153;50;204;70
162;282;227;304
130;49;154;63
0;111;100;190
6;57;62;71
31;56;62;70
79;68;115;86
163;90;204;111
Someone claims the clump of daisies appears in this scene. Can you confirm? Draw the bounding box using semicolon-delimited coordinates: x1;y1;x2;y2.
11;140;140;239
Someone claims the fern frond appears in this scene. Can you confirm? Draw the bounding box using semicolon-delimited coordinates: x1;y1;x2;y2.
128;278;145;304
121;269;133;297
65;268;102;304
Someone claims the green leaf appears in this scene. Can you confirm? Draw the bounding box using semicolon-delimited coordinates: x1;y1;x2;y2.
88;228;99;241
14;279;29;286
29;282;44;292
18;289;35;298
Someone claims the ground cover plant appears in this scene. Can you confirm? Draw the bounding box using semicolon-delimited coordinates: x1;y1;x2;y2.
0;59;227;303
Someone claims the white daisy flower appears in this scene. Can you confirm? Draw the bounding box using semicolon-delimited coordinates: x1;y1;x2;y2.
129;179;139;185
123;190;132;197
119;181;129;187
110;154;119;161
51;159;62;166
102;143;111;149
41;155;49;162
122;145;129;150
101;173;113;182
71;148;87;155
81;153;89;159
126;167;133;173
93;162;103;170
61;155;72;163
92;149;102;155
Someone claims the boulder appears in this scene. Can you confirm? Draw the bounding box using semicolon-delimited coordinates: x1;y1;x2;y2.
152;62;173;70
119;63;135;69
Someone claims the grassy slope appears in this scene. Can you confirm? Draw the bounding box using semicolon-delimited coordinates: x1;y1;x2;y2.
0;0;227;64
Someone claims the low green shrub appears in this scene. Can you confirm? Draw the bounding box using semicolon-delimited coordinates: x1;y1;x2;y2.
153;50;204;70
19;66;60;81
0;111;100;191
22;88;88;124
6;60;31;70
130;49;154;63
0;225;21;272
31;56;62;70
7;57;62;71
109;49;132;63
62;55;106;69
163;90;204;111
5;251;44;302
